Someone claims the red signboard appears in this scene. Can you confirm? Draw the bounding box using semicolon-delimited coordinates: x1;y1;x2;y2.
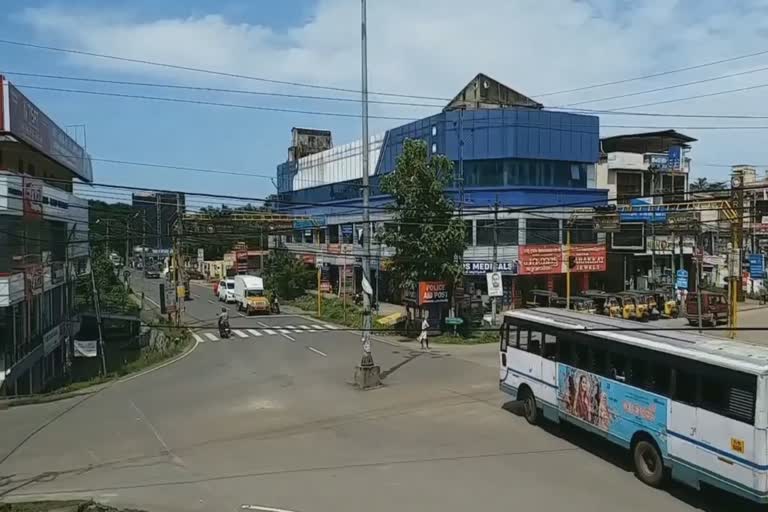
22;177;42;219
301;254;316;265
418;281;449;305
570;243;607;273
519;245;562;275
235;249;248;273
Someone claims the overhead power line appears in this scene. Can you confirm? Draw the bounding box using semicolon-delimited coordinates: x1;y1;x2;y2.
609;81;768;111
0;38;450;102
14;84;416;121
560;65;768;108
534;46;768;98
0;70;444;109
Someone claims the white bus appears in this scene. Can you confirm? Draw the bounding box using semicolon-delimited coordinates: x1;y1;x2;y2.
500;308;765;503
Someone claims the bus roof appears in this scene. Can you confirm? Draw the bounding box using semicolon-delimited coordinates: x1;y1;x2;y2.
503;308;768;375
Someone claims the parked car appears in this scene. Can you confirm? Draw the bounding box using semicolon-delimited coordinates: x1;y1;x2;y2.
687;291;729;326
144;268;161;279
217;278;236;303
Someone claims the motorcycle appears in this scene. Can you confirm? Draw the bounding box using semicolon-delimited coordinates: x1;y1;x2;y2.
218;319;231;339
270;297;281;315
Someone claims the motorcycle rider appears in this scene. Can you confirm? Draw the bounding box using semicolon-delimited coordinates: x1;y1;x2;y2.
217;306;230;336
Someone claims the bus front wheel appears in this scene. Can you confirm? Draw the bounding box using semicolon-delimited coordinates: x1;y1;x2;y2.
519;387;538;425
633;438;664;487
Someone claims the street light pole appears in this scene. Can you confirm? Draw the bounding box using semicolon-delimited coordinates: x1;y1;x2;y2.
354;0;380;389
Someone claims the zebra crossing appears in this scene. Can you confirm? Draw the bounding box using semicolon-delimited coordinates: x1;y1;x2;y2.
191;324;338;343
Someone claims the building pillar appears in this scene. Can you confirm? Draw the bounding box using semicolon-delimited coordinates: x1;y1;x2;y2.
581;273;589;292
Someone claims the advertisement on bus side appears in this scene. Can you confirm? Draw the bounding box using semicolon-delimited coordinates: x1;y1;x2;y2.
558;365;668;452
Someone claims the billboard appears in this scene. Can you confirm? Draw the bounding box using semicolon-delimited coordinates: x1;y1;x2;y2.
569;244;606;272
3;82;93;182
463;260;518;275
558;365;668;453
22;176;42;219
519;245;562;275
417;281;448;305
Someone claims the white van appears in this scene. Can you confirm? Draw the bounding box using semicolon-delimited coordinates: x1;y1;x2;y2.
233;275;269;315
218;278;236;303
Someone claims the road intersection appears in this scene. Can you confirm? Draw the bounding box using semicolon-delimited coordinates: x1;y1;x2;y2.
0;274;757;512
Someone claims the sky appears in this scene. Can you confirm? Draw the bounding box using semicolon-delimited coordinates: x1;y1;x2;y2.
4;0;768;209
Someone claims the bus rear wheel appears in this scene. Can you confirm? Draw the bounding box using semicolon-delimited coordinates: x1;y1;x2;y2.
633;439;664;487
519;388;538;425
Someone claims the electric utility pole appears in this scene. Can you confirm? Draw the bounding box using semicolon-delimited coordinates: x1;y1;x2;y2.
354;0;380;389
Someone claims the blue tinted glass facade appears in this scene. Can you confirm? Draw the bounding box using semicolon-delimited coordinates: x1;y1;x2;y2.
276;107;602;210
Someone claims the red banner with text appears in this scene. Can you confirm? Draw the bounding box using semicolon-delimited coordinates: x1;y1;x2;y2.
570;243;607;273
519;245;562;275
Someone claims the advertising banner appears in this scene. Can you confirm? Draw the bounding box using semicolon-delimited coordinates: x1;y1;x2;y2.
417;281;448;305
6;84;93;182
73;340;98;358
569;244;607;273
24;264;44;297
558;365;668;452
486;272;503;297
749;254;765;279
235;249;248;273
519;245;562;275
22;177;43;219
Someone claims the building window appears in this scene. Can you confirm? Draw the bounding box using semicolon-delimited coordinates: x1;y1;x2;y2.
303;230;313;244
564;219;596;244
616;172;642;204
328;225;339;244
526;218;560;245
476;219;518;246
431;125;437;136
464;220;473;246
318;229;326;244
463;158;588;188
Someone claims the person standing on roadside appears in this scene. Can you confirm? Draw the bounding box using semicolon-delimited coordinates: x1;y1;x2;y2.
418;315;430;350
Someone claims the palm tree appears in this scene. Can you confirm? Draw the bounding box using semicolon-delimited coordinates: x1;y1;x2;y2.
689;177;709;192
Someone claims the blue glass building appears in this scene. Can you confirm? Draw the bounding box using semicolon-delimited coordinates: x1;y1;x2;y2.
274;74;609;307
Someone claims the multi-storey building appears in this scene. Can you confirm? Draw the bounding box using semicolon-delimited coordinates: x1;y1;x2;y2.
0;76;93;394
275;74;609;312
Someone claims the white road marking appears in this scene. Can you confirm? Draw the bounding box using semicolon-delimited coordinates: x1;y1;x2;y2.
257;321;270;327
204;332;218;341
282;325;294;329
232;329;248;338
311;324;324;329
145;296;161;308
238;312;247;318
241;505;299;512
279;329;291;334
263;329;276;335
247;329;263;337
322;324;336;330
297;325;311;329
281;333;296;342
130;400;183;466
307;329;317;332
207;299;216;304
192;333;205;343
307;346;327;357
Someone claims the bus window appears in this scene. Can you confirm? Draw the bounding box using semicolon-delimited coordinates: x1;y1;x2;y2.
543;333;557;360
516;329;529;351
608;352;627;382
559;336;574;366
701;373;756;424
574;342;588;369
529;331;542;355
673;368;698;405
590;346;607;376
649;363;671;396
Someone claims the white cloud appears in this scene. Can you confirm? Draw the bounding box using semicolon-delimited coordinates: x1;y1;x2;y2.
15;1;768;178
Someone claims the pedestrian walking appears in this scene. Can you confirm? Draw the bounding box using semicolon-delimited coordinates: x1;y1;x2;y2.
418;315;430;350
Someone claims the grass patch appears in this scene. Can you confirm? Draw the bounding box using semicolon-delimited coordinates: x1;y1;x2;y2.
286;294;386;329
429;331;498;345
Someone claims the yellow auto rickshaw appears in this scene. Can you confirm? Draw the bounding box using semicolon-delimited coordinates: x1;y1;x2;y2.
616;292;642;321
652;289;679;318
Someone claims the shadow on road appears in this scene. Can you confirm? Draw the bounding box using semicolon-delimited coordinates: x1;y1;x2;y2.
380;351;424;379
501;400;763;512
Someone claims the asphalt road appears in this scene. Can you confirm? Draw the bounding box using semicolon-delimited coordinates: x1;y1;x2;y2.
1;274;761;512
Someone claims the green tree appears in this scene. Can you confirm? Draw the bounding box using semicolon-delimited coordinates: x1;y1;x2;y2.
377;139;466;293
263;248;315;300
76;250;137;313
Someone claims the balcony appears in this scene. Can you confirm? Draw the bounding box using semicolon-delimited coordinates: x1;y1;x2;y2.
0;272;24;307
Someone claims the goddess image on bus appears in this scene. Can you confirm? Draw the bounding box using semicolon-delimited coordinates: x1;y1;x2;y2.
499;308;764;504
